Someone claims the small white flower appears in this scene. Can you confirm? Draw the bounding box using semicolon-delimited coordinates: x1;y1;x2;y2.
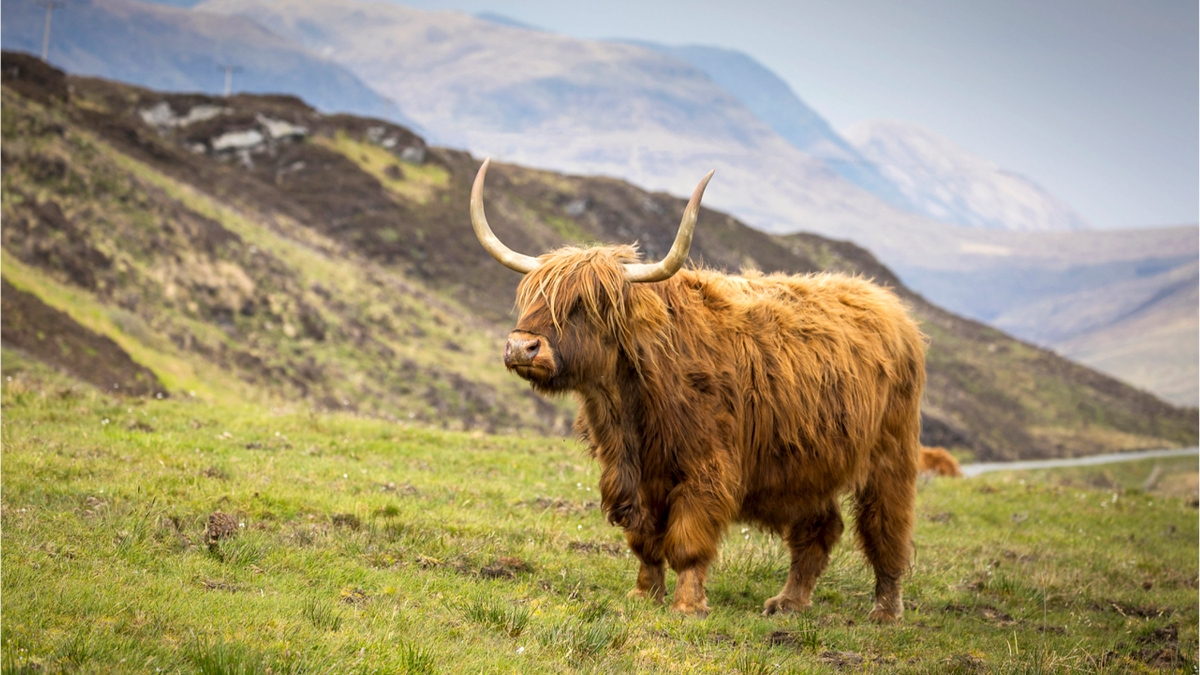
577;525;583;530
343;473;348;479
275;431;281;437
740;527;748;533
101;419;110;425
516;646;525;655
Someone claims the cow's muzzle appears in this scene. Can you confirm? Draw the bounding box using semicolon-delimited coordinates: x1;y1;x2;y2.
503;331;557;382
504;334;542;367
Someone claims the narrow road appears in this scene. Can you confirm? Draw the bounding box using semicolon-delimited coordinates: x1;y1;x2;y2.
961;446;1199;478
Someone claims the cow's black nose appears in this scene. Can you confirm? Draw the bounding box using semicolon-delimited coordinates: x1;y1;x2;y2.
504;336;541;367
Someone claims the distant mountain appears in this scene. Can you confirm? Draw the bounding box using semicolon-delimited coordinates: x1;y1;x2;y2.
629;43;916;214
474;12;543;31
1052;262;1198;407
896;225;1198;406
992;255;1199;407
0;0;416;129
196;0;936;241
845;120;1092;232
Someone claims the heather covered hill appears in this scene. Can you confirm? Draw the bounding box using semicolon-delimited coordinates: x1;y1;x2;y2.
1;52;1195;461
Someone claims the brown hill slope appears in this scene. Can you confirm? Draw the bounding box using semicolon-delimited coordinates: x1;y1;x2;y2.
2;52;1195;460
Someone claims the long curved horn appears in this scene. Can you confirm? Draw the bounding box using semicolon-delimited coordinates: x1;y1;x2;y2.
471;158;540;274
623;170;715;283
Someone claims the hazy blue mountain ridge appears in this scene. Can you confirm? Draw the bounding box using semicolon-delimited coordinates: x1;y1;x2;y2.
1;0;418;129
846;120;1093;232
627;42;919;213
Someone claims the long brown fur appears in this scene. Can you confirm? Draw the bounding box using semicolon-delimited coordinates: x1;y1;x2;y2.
506;245;926;622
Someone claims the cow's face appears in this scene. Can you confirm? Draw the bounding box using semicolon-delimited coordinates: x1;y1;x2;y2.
504;251;629;395
468;158;712;393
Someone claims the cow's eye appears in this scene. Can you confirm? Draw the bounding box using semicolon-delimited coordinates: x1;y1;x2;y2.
568;300;585;319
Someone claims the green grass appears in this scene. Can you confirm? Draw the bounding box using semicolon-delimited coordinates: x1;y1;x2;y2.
2;356;1197;673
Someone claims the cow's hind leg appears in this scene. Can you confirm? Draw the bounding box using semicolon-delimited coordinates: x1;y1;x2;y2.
625;528;666;603
763;499;843;615
854;432;918;623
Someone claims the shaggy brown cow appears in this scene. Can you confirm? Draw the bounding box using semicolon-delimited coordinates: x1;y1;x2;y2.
471;159;926;622
918;446;963;477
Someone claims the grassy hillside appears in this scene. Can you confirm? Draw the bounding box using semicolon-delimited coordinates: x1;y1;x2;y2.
1;51;1195;460
2;354;1197;674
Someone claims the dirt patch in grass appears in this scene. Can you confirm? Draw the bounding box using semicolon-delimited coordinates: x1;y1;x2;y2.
524;497;599;514
201;578;237;592
942;653;986;673
1105;624;1189;669
339;587;369;605
1093;600;1174;619
943;602;1017;626
206;511;239;550
479;556;532;579
567;541;623;556
819;650;865;670
330;513;361;530
766;629;819;652
380;482;419;495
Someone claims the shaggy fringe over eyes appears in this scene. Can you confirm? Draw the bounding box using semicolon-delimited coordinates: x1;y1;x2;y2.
515;245;668;372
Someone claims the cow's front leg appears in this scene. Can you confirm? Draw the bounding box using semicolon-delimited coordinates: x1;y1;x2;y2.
663;477;733;618
625;527;665;603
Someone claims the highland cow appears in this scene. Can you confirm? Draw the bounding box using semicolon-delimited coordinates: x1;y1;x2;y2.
471;159;926;622
918;446;963;477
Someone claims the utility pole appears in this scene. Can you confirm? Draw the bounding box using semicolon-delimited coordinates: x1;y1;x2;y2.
37;0;66;62
217;64;243;97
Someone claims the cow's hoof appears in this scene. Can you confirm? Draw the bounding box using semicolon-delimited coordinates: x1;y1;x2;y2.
627;587;664;604
762;594;810;616
867;604;902;624
671;599;711;618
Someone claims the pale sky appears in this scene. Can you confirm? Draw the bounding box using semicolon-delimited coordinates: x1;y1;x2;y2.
393;0;1199;230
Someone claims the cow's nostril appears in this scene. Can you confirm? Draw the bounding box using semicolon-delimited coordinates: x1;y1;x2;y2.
525;341;540;357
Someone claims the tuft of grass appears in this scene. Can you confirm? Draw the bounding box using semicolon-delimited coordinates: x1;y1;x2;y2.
464;595;531;638
397;641;436;675
731;647;776;675
538;618;628;661
301;596;344;632
792;614;820;653
186;639;279;675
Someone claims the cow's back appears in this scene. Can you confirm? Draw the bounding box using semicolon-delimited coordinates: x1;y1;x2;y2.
664;269;925;509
